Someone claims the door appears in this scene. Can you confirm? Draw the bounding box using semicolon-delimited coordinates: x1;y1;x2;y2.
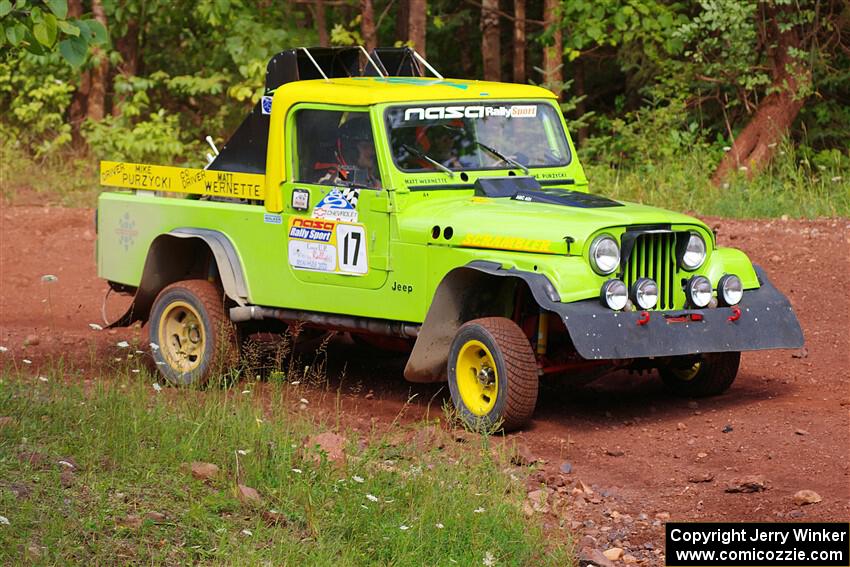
281;106;390;290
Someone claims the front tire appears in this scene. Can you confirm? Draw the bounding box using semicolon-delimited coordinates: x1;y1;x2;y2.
447;317;538;431
659;352;741;397
148;279;236;386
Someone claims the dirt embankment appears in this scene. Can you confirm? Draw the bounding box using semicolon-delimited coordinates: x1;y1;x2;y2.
2;207;848;561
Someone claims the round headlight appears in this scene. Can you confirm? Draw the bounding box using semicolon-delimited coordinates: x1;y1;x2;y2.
680;233;707;270
718;274;743;306
590;235;620;275
631;277;658;310
686;275;713;308
600;279;628;310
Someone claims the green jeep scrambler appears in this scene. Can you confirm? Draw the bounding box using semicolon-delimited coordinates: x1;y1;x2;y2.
97;47;803;430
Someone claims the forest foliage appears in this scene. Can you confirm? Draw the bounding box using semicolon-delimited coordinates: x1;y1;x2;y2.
0;0;848;216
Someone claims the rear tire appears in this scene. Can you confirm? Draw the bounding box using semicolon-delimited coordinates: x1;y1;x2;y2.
447;317;538;432
659;352;741;397
148;279;236;386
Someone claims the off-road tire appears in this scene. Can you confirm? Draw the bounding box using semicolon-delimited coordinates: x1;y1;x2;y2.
447;317;538;432
659;352;741;398
148;279;236;386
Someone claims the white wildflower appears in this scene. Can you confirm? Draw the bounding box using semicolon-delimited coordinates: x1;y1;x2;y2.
832;176;842;182
366;494;379;502
116;341;130;348
88;323;103;331
290;381;300;386
237;449;249;456
722;146;731;152
291;468;302;474
0;346;7;352
22;359;32;364
399;525;410;531
483;551;496;566
473;507;485;513
149;342;159;351
131;369;140;374
152;383;162;392
352;475;364;483
134;350;144;354
58;460;75;469
241;529;252;536
435;523;445;529
738;166;748;171
241;390;251;395
299;398;309;404
41;274;58;283
38;376;48;382
0;515;9;525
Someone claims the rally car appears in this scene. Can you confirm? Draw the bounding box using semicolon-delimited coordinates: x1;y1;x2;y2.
96;47;803;430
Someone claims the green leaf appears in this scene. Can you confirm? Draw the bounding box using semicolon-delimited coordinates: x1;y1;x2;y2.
59;35;87;66
0;0;12;18
84;19;107;44
57;19;79;36
45;0;67;19
33;22;51;46
43;13;58;44
5;22;24;46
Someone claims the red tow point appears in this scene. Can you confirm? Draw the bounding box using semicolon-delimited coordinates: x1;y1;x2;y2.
728;305;742;322
637;311;650;326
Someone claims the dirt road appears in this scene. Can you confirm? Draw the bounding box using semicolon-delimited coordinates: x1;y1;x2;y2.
2;206;848;560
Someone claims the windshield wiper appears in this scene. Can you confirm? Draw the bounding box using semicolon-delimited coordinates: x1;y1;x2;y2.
401;144;454;176
475;141;529;174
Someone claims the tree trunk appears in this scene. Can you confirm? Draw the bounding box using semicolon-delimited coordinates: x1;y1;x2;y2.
712;4;811;184
512;0;526;83
87;0;109;121
481;0;500;81
574;57;587;143
360;0;377;51
315;0;329;47
67;0;87;139
395;0;409;44
542;0;562;99
408;0;426;57
112;19;139;117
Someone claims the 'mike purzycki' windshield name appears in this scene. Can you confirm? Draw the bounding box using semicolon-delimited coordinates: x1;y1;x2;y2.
670;527;848;546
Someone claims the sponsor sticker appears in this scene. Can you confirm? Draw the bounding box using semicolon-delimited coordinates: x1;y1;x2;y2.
263;213;282;225
292;188;310;211
287;216;368;275
261;96;273;115
311;188;359;222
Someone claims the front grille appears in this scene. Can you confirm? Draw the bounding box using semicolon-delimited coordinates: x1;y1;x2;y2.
624;232;678;310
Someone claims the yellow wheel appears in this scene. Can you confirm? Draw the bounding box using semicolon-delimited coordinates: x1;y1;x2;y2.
149;280;236;386
660;352;740;397
448;317;538;431
455;340;499;416
158;301;205;373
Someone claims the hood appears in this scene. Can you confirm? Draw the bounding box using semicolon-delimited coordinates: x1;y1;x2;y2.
397;190;710;255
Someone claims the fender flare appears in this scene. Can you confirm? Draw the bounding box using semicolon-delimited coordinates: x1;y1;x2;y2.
403;261;559;382
108;229;248;327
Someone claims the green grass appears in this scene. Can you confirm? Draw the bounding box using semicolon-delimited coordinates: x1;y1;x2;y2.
0;142;100;208
0;364;573;565
585;142;850;219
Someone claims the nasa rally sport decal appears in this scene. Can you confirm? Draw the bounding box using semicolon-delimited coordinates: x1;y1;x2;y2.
287;216;368;276
402;104;537;121
311;188;359;222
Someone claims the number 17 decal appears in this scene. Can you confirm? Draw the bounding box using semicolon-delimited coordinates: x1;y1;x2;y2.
337;224;368;275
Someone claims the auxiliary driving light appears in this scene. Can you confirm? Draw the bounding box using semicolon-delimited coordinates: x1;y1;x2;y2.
717;274;743;306
680;232;707;270
686;275;713;308
631;277;659;310
600;279;628;311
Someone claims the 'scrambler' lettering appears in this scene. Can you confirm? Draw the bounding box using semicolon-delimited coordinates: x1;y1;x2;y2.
461;233;553;253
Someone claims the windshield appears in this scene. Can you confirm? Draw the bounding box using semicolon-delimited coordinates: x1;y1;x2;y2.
385;102;571;173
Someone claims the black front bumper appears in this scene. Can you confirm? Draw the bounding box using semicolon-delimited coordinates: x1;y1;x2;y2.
555;266;804;360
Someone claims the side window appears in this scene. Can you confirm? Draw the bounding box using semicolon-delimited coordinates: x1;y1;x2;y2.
295;109;382;189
